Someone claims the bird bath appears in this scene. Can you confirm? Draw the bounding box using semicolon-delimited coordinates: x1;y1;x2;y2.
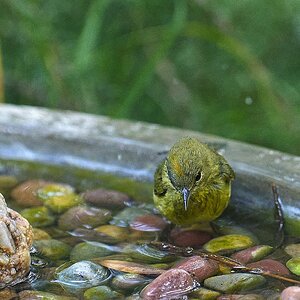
0;104;299;298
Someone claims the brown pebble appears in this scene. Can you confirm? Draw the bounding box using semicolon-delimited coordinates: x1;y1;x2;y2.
140;268;196;299
130;214;167;232
82;188;132;209
170;228;212;248
231;245;273;264
281;286;300;300
10;179;49;207
247;259;290;275
174;256;219;281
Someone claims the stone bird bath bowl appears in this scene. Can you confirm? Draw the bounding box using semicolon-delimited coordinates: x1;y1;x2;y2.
0;104;299;272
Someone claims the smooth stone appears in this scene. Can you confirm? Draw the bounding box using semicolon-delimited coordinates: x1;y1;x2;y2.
0;288;17;300
281;286;300;300
140;268;196;300
58;206;112;231
203;234;255;254
130;214;167;232
190;287;220;299
127;229;157;243
82;188;132;210
111;273;151;292
69;228;121;244
247;259;290;275
99;259;164;275
84;285;122;300
33;239;71;260
170;228;212;248
37;184;82;213
32;228;51;240
11;179;50;207
36;183;74;200
18;290;77;299
94;224;130;243
70;241;116;261
285;243;300;258
55;260;110;294
286;257;300;275
204;273;266;293
20;206;55;227
110;206;152;227
217;295;264;300
124;243;176;263
174;256;219;281
231;245;273;264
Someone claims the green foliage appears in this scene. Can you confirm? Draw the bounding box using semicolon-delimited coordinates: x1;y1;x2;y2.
1;0;299;154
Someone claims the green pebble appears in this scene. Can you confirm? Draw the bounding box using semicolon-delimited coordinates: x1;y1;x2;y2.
204;273;266;293
37;184;82;213
190;287;221;300
70;241;115;261
286;257;300;275
123;244;176;263
34;239;71;260
84;286;122;300
21;206;55;227
19;290;76;300
203;234;255;254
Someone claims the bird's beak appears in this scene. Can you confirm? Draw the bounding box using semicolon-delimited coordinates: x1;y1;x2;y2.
182;187;190;211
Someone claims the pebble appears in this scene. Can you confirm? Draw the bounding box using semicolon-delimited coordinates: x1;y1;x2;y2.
130;214;167;232
190;287;220;299
18;290;77;300
170;228;212;248
58;206;112;231
37;183;82;213
204;273;266;293
83;285;122;300
286;257;300;275
231;245;273;264
124;243;176;263
110;206;152;227
203;234;255;254
111;273;150;292
281;286;300;300
140;268;196;300
11;179;50;207
70;241;116;261
55;260;110;294
33;239;71;260
20;206;55;227
285;243;300;258
94;224;130;243
174;256;219;281
32;228;51;240
217;295;264;300
247;259;290;275
82;188;131;209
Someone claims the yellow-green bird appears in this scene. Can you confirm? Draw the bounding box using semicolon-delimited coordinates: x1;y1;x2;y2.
153;137;235;226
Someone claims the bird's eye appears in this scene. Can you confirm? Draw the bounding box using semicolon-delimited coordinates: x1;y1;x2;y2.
195;172;202;182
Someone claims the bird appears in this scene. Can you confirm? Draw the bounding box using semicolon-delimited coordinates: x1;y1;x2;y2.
153;137;235;226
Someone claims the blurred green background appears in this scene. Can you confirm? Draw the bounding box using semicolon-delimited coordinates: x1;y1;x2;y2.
1;0;299;155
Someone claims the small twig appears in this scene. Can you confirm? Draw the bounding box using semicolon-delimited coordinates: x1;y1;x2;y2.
272;183;285;248
151;242;300;285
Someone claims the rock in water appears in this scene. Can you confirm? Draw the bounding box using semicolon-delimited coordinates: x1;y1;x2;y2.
0;193;33;288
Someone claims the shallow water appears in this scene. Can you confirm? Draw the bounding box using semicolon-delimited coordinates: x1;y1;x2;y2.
0;159;299;299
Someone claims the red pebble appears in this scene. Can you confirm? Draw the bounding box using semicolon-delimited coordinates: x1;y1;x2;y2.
247;259;290;275
170;228;212;248
174;256;219;281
